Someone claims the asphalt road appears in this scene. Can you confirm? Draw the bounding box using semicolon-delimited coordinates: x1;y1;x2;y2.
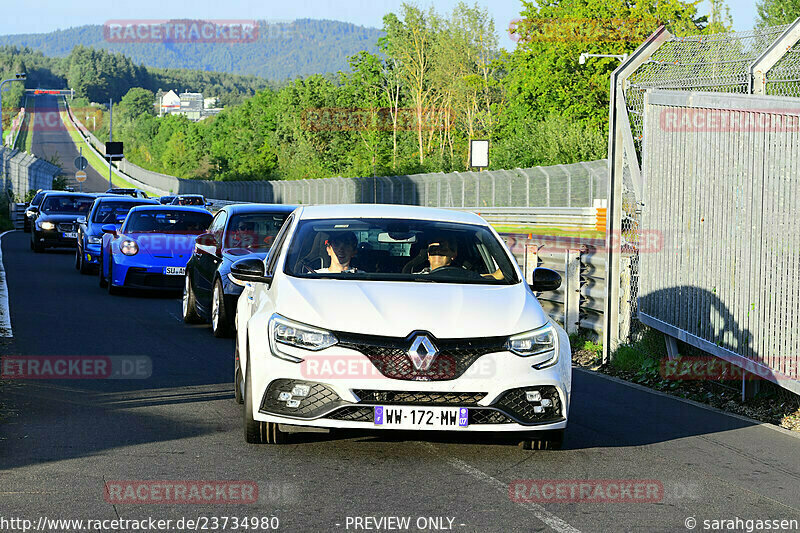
0;230;799;532
29;94;111;193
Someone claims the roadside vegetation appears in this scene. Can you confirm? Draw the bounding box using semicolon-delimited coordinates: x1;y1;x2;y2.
9;0;731;183
570;329;800;432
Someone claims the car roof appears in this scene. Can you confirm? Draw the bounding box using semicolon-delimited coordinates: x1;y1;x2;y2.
41;191;96;199
94;196;158;205
224;203;297;216
176;194;204;198
127;204;212;214
295;204;487;226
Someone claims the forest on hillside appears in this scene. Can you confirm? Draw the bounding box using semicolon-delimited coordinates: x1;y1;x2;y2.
4;1;735;181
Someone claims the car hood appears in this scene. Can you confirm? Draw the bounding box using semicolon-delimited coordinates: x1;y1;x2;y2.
275;277;548;339
37;214;87;223
125;233;199;259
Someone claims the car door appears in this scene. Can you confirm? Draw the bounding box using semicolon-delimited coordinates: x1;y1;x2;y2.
194;209;226;305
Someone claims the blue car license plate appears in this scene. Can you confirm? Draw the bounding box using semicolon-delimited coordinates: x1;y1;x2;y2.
164;267;185;275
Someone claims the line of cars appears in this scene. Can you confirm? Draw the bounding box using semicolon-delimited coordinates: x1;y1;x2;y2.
24;190;572;449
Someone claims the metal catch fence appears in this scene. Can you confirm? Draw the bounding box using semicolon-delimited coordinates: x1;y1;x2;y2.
607;19;800;396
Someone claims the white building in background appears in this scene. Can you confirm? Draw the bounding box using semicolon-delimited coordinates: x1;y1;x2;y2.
158;90;181;116
157;90;222;121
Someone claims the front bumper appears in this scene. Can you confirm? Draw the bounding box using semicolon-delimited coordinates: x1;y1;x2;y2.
36;229;78;248
84;243;102;265
111;256;187;290
247;328;572;433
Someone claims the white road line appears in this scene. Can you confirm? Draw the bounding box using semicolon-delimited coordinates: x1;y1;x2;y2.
0;229;14;337
419;442;582;533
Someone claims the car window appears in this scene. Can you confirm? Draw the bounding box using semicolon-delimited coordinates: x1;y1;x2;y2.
208;211;227;242
31;192;46;206
124;210;212;233
283;218;519;285
93;201;151;223
265;215;294;276
225;213;289;250
40;195;95;214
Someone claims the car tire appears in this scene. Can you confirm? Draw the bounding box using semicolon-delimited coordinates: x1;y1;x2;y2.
107;261;122;295
234;336;244;405
243;348;286;444
32;231;44;253
211;278;233;338
99;256;108;288
182;275;203;324
78;246;92;275
519;429;565;451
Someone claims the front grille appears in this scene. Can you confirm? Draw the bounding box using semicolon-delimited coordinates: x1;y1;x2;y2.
469;409;514;424
327;406;374;422
260;379;344;418
57;223;76;232
353;390;485;406
336;331;506;381
124;268;184;289
493;386;562;424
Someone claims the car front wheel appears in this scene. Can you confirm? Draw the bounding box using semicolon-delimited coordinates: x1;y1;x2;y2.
243;349;286;444
211;278;233;338
182;275;203;324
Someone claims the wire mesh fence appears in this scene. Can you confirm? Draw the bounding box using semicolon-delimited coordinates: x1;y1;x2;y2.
0;147;61;202
609;19;800;395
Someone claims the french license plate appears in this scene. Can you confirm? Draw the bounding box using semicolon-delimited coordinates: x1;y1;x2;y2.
374;406;468;429
62;232;77;239
164;267;185;275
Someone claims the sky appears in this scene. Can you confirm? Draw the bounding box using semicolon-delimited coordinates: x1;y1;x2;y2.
0;0;761;51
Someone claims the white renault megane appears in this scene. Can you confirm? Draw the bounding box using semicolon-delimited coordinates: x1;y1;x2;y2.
231;204;571;448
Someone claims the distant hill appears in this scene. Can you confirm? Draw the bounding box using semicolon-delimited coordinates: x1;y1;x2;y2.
0;19;383;81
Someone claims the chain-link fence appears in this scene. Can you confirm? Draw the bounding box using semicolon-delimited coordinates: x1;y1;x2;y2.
607;19;800;395
0;147;61;201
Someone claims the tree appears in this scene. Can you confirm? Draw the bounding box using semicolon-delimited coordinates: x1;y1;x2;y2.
757;0;800;26
118;88;155;122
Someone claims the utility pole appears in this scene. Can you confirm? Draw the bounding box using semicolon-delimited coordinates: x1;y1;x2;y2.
108;98;113;190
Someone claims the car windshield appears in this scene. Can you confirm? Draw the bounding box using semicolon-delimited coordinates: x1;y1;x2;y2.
31;192;46;206
176;196;205;206
93;201;151;223
125;210;212;233
225;213;289;250
40;195;94;214
284;218;519;285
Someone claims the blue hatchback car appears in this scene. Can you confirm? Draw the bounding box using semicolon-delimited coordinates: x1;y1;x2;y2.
76;196;158;274
99;205;213;295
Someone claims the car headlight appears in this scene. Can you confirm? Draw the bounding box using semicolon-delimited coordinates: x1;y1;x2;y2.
40;221;55;231
227;272;247;287
267;314;338;363
88;236;103;245
506;322;558;369
120;240;139;256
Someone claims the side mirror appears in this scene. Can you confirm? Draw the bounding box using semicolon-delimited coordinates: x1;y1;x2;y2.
101;224;117;236
195;232;218;247
76;216;87;224
27;206;39;214
205;201;213;207
530;267;562;292
230;257;272;284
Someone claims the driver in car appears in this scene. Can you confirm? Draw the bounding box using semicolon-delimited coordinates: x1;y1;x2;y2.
230;221;256;248
419;237;457;273
315;231;358;273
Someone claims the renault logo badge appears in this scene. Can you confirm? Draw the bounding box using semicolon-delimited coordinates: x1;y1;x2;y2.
407;335;439;371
